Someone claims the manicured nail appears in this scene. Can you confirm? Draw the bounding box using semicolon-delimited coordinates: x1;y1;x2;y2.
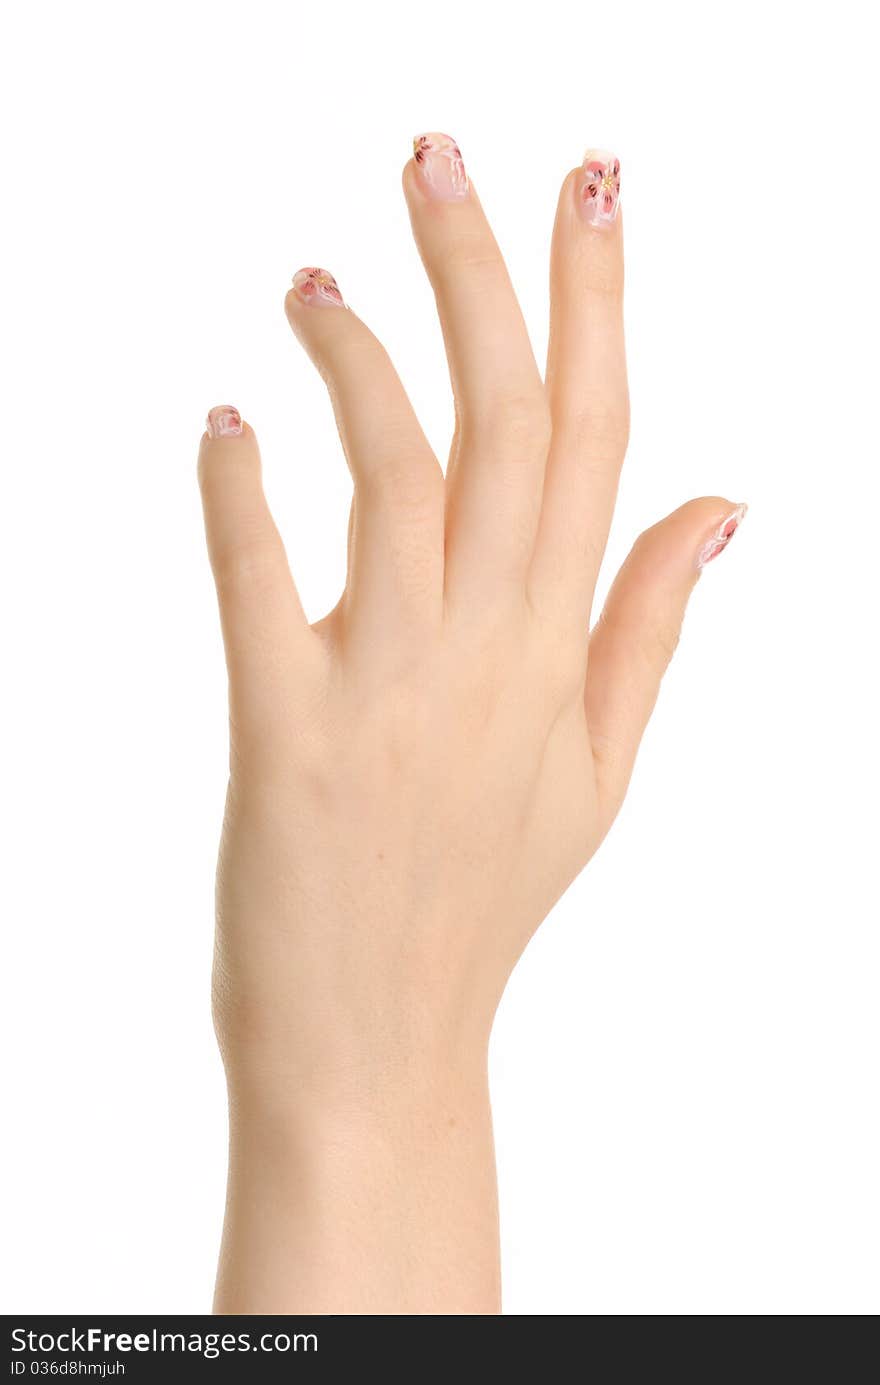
413;133;468;200
579;150;621;228
696;504;748;570
205;405;242;439
292;267;345;307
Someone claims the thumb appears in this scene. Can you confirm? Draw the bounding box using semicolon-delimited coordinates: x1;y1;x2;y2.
586;497;747;824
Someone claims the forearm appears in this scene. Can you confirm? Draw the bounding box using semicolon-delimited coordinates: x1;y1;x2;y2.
213;1062;500;1315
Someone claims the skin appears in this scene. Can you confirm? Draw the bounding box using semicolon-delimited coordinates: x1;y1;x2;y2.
198;149;743;1315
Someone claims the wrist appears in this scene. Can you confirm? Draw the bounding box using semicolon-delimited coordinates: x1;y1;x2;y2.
217;1053;500;1314
224;1045;492;1140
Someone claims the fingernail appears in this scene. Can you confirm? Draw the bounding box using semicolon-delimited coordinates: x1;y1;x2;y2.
579;150;621;228
413;133;468;201
696;504;748;570
292;267;345;307
205;405;242;439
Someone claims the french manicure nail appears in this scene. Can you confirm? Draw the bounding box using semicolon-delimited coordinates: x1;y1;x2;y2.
413;133;468;201
205;405;242;439
292;267;345;307
696;504;748;570
579;150;621;228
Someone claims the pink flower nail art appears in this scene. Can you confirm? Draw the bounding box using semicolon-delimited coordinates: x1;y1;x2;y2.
292;267;345;307
413;133;468;200
580;151;621;228
205;405;242;439
696;504;748;570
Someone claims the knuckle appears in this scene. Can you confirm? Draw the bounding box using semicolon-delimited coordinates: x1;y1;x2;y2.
573;393;630;458
587;393;629;445
356;454;444;516
471;391;552;457
212;536;287;598
640;621;681;669
437;233;503;279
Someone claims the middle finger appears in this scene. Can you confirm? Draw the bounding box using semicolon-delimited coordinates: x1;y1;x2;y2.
404;134;550;605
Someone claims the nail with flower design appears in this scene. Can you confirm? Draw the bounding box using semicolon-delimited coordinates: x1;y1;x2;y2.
205;405;242;439
579;151;621;228
696;504;748;571
413;133;468;201
292;267;345;308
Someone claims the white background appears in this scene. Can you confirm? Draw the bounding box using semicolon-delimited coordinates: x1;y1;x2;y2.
2;0;877;1315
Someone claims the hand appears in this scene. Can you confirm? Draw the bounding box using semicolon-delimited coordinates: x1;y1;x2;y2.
198;136;745;1314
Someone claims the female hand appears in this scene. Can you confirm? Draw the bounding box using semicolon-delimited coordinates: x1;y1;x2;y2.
198;136;745;1314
